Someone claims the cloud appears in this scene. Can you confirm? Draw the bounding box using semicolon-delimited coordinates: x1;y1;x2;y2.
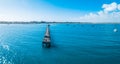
74;2;120;23
118;4;120;10
102;2;117;13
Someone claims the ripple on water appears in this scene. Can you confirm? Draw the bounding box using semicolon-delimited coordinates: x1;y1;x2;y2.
2;44;10;51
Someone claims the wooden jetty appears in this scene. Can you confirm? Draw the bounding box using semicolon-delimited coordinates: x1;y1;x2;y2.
42;24;51;48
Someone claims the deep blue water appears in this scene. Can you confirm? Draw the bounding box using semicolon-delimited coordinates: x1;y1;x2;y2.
0;23;120;64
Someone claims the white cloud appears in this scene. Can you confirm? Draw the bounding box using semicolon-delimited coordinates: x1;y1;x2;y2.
102;2;117;13
118;4;120;10
74;2;120;23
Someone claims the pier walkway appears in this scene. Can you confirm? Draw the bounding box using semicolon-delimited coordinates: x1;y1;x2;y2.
42;24;51;48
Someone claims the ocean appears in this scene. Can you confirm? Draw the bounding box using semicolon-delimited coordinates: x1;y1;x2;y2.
0;23;120;64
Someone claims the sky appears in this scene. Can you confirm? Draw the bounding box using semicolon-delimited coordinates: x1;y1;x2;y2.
0;0;120;23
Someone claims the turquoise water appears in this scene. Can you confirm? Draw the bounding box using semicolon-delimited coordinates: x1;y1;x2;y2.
0;24;120;64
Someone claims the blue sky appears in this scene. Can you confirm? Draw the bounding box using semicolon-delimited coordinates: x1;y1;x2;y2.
0;0;120;22
44;0;120;11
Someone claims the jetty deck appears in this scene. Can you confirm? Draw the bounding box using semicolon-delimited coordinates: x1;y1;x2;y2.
42;24;51;48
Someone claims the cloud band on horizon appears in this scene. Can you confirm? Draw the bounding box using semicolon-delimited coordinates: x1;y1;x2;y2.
72;2;120;23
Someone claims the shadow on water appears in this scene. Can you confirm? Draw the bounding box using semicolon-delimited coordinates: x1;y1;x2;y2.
50;30;58;49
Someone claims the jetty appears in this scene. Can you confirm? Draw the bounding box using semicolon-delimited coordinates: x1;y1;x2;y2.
42;24;51;48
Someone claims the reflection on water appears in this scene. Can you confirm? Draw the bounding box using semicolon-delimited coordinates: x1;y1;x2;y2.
0;24;120;64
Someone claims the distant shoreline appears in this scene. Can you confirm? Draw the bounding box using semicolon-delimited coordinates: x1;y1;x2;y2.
0;21;120;24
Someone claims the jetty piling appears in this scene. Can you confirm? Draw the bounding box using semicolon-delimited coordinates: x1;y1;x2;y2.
42;24;51;48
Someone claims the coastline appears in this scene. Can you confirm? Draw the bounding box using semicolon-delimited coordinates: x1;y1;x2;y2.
0;21;120;24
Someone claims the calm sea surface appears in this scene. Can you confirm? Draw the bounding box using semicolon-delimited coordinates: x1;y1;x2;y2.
0;23;120;64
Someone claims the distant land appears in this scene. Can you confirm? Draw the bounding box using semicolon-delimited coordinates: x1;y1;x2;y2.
0;21;119;24
0;21;90;24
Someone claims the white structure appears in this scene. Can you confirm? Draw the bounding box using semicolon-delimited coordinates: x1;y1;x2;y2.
113;28;118;32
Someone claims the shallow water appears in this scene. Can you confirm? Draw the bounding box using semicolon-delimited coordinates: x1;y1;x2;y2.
0;23;120;64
